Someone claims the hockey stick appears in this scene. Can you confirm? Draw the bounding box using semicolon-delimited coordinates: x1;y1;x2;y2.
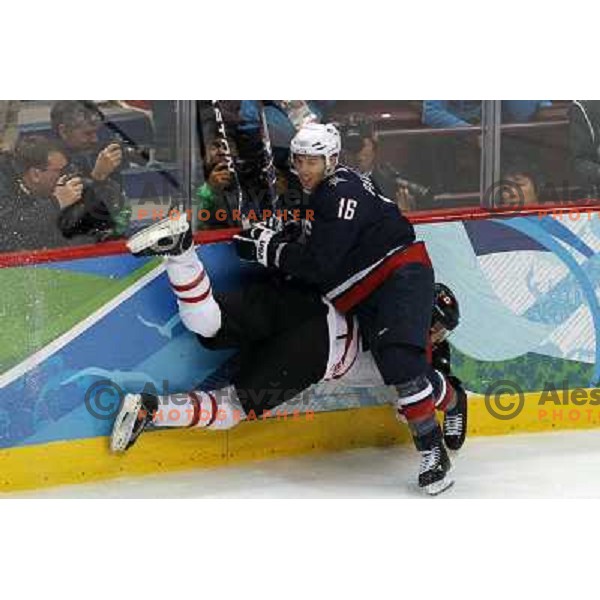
210;100;249;229
256;101;279;210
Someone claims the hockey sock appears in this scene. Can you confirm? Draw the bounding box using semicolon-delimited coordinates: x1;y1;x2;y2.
165;247;221;337
412;421;444;452
395;374;439;445
407;414;439;445
152;385;246;431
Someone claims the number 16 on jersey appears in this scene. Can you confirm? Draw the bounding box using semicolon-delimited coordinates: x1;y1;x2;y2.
338;198;357;220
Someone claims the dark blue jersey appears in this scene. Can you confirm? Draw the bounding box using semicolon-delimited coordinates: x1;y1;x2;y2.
277;166;420;311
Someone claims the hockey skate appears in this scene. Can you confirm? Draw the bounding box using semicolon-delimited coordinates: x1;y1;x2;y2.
127;210;192;257
443;376;467;451
417;429;454;496
110;393;158;453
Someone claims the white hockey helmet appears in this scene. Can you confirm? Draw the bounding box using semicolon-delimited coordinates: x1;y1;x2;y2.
290;123;341;176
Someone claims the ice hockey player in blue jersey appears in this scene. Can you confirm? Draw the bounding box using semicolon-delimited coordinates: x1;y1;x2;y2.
234;123;458;495
113;213;467;495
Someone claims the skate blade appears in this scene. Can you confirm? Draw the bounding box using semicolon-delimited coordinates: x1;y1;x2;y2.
127;213;189;255
424;476;455;496
110;394;142;453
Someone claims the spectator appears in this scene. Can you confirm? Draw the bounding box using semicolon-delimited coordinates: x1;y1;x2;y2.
419;101;550;195
195;102;328;225
199;102;280;217
195;136;239;229
238;101;332;165
341;123;418;212
0;136;84;252
50;101;130;234
50;100;124;182
0;135;129;253
569;100;600;193
500;159;540;207
422;101;552;129
422;101;482;129
504;100;553;123
419;102;479;194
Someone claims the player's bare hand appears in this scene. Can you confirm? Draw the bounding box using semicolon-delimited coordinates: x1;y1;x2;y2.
54;175;83;208
208;162;232;191
395;185;415;212
91;143;123;181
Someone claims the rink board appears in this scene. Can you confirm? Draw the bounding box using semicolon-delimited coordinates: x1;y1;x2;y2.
2;213;600;492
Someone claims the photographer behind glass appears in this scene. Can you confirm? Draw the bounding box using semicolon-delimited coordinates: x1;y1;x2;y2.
50;101;130;236
50;100;125;182
0;135;88;251
340;122;430;213
0;135;129;252
195;134;239;229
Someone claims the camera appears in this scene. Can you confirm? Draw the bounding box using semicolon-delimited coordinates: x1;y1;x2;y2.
58;164;123;238
338;122;432;200
339;121;374;155
106;135;150;166
61;164;96;199
380;163;432;200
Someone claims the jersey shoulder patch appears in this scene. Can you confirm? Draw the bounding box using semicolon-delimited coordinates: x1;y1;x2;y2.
326;167;365;193
328;175;348;188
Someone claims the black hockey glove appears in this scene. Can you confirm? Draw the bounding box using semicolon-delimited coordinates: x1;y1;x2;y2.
234;223;286;267
260;215;303;242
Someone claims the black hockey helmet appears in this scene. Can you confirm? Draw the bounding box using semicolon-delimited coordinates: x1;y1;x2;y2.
431;283;460;333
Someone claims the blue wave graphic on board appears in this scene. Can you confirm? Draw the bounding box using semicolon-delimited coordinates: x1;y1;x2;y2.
493;217;600;384
137;313;182;339
416;222;554;361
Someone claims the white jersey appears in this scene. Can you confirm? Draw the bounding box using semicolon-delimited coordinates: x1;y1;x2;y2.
321;300;384;387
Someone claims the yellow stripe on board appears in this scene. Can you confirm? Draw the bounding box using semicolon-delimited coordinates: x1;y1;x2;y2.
0;405;410;493
1;388;600;493
468;388;600;436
